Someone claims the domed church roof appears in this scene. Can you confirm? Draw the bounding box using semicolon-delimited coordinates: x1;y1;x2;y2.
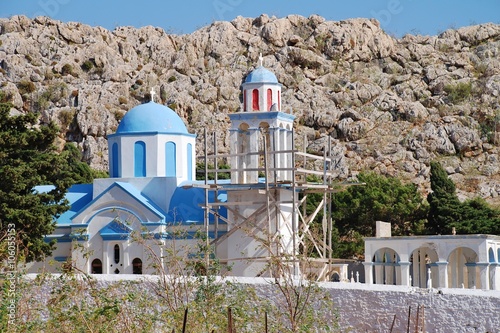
244;66;278;84
115;101;188;134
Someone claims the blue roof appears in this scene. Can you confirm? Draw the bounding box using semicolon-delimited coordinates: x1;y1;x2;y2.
244;66;278;84
70;181;168;224
168;182;228;224
99;220;132;240
111;182;168;220
115;101;188;134
35;184;93;225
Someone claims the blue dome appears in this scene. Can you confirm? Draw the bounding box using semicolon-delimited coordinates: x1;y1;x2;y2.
244;66;278;83
116;102;188;134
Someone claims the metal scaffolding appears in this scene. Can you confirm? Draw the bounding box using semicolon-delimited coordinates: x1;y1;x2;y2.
196;128;348;281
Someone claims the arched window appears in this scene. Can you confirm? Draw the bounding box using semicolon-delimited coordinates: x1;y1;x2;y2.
278;91;281;110
243;90;247;111
165;142;176;177
252;89;259;111
114;244;120;264
134;141;146;177
132;258;143;274
112;143;119;178
267;89;272;111
187;143;193;181
489;248;495;263
91;259;102;274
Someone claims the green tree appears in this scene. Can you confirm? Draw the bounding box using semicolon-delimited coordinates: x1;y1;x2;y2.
426;161;500;235
452;197;500;235
331;172;427;258
59;143;94;184
0;97;77;262
426;161;462;234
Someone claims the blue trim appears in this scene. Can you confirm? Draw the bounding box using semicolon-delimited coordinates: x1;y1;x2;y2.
44;234;72;243
54;256;68;262
229;111;295;122
187;143;193;181
134;141;146;177
142;221;168;226
140;232;168;239
101;234;130;241
112;143;120;178
164;230;227;240
166;141;176;177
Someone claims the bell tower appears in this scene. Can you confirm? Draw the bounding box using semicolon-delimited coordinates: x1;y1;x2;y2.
229;54;294;184
225;55;298;277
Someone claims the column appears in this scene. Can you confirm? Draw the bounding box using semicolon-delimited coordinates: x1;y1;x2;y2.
385;263;394;284
286;129;293;180
270;127;278;182
412;258;420;287
435;261;449;289
465;263;477;289
491;263;500;291
248;130;259;183
229;129;238;183
363;262;373;285
399;261;411;286
476;262;490;290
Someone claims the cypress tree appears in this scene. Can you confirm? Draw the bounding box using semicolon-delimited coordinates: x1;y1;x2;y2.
0;94;75;262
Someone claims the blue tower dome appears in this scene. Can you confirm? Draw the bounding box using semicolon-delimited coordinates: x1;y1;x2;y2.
244;66;278;84
116;102;188;134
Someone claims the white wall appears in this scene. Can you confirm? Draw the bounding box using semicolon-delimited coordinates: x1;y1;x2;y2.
24;274;500;332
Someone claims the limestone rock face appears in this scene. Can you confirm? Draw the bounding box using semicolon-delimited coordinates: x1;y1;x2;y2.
1;15;500;202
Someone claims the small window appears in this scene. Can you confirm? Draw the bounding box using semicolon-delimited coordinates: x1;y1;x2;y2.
114;244;120;264
91;259;102;274
267;88;272;111
132;258;143;274
134;141;146;177
252;89;259;111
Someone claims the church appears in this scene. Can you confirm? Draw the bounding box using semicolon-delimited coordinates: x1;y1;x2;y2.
29;56;330;278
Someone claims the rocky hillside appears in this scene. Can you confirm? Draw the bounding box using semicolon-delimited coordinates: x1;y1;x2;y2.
1;15;500;203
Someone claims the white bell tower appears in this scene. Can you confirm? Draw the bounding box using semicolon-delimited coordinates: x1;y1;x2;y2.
229;54;294;184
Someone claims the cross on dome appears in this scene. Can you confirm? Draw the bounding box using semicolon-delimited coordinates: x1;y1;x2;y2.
258;53;263;67
150;88;156;102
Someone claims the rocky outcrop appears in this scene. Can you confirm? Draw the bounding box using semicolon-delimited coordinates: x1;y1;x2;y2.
1;14;500;203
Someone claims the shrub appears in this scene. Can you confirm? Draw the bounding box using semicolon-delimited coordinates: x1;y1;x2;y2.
114;110;125;122
58;109;75;128
17;80;36;95
118;96;127;105
444;82;472;104
61;64;74;76
81;60;94;72
168;75;177;83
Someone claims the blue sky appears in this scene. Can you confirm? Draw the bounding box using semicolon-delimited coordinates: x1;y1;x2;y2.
1;0;499;37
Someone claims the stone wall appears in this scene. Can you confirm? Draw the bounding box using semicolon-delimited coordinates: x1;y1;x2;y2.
317;282;500;332
24;274;500;332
